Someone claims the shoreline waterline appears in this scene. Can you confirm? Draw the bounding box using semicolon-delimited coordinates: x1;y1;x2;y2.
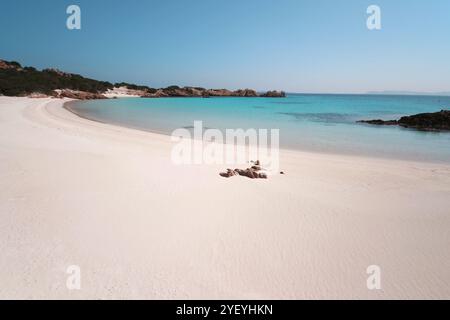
65;97;450;165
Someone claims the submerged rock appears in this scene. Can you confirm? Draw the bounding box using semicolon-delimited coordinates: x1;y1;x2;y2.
358;119;398;126
233;89;258;97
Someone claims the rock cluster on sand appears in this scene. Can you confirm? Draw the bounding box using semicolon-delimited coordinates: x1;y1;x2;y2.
358;110;450;131
220;160;268;179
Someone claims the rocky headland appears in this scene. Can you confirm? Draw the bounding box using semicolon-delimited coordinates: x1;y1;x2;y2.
141;87;285;98
0;59;285;100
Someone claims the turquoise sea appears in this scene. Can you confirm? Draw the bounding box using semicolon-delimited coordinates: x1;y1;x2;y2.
68;94;450;163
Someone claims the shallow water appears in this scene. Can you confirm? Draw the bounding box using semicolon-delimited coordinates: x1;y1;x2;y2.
69;94;450;163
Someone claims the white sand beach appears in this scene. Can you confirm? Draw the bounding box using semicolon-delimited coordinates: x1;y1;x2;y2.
0;96;449;299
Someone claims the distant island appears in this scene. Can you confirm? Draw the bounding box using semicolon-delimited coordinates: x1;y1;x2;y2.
367;91;450;96
0;59;285;100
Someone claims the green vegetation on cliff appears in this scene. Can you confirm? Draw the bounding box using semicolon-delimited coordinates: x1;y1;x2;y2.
0;60;113;96
0;59;286;98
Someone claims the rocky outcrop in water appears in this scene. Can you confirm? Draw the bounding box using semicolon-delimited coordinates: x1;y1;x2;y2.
358;110;450;131
260;90;286;97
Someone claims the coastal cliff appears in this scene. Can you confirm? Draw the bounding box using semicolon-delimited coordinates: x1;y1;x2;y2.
0;59;285;99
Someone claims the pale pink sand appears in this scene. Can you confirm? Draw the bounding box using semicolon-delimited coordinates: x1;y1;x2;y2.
0;97;449;299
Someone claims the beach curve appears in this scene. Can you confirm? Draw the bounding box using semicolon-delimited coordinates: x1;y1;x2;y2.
1;97;450;299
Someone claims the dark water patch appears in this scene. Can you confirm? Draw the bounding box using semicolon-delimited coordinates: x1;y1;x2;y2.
182;125;213;130
271;101;311;105
278;112;353;123
370;110;404;115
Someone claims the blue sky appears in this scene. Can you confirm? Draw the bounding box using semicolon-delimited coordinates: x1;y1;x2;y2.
1;0;449;93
